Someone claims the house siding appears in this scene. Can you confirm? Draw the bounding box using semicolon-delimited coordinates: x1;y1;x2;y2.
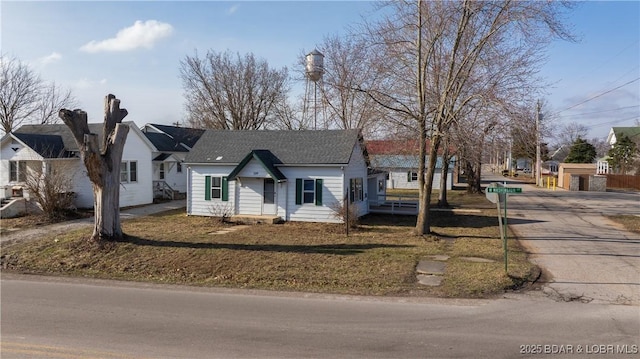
188;165;346;223
188;165;237;216
343;142;369;216
237;177;263;215
1;123;154;208
119;129;154;208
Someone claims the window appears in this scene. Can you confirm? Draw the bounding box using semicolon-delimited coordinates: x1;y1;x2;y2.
120;161;138;183
9;161;26;182
303;179;315;203
159;163;165;180
407;171;418;182
177;162;182;173
211;176;222;199
295;178;323;206
204;176;228;201
349;178;363;203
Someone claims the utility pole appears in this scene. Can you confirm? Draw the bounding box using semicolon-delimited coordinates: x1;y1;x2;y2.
535;100;542;186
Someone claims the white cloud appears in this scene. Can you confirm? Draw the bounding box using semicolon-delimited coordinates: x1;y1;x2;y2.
39;52;62;65
80;20;174;53
227;5;239;15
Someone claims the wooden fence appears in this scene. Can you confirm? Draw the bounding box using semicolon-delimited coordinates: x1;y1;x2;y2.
607;174;640;190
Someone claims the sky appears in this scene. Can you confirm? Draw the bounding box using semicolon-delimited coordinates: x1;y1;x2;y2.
2;1;639;142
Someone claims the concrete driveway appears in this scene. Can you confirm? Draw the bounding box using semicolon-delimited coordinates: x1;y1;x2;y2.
495;177;640;305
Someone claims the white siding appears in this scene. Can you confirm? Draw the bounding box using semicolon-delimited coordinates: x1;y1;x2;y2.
187;164;237;216
186;143;371;223
343;142;369;216
237;177;263;215
153;153;188;193
387;169;452;190
119;129;154;207
238;159;270;178
281;166;344;223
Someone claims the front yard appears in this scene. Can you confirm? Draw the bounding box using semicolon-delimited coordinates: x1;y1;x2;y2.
0;191;538;298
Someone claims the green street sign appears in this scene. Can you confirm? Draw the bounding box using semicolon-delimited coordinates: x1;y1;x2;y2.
487;187;522;194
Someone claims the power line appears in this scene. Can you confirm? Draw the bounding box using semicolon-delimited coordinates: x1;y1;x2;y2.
554;77;640;115
557;105;640;118
584;115;640;129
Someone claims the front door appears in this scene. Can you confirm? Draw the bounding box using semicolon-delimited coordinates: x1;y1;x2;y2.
262;178;276;215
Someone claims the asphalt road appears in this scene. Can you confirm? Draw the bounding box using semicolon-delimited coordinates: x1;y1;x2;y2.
487;175;640;305
1;274;639;359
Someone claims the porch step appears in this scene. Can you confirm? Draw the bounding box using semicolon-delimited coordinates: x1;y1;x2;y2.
230;215;283;225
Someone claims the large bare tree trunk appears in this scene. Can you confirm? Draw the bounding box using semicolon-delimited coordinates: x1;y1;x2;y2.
59;94;129;242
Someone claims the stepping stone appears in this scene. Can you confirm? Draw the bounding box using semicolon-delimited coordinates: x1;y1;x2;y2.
416;260;446;275
459;257;496;263
417;274;443;286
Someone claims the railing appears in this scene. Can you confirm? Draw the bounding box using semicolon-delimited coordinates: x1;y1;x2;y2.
369;194;419;215
153;181;175;200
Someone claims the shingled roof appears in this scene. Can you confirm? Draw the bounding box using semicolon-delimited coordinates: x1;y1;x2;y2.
185;129;364;165
145;124;204;149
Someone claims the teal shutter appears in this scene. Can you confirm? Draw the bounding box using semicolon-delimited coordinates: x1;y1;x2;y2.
295;178;302;205
205;176;211;200
221;177;228;201
315;179;323;206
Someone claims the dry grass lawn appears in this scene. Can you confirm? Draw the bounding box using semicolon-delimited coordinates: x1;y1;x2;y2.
1;191;538;298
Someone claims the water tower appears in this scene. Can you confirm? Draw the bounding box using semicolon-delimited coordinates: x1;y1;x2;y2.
304;49;325;129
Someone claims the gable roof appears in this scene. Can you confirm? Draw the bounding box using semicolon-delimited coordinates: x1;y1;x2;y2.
9;121;153;157
144;124;204;149
186;129;363;165
607;126;640;146
144;132;189;152
227;150;287;182
12;133;73;158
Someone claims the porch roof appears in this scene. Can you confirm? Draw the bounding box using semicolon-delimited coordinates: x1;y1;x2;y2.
227;150;287;182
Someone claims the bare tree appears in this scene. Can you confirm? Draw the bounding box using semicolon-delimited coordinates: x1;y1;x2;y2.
305;35;389;137
35;82;77;125
356;0;573;235
59;94;129;243
0;55;76;134
0;55;41;134
180;50;289;130
24;161;76;221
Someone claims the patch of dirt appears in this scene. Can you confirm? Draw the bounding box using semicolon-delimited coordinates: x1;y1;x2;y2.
1;211;92;233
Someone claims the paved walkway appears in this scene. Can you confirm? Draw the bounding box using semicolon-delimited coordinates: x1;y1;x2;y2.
0;200;186;246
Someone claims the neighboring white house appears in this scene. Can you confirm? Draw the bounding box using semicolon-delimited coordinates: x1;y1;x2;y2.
0;122;155;209
185;129;370;223
365;139;455;191
141;123;204;199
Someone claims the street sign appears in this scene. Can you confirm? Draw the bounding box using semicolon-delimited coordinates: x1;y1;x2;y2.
487;187;522;194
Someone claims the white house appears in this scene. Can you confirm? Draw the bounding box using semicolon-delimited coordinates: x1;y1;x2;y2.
0;122;155;209
141;123;204;199
185;129;370;223
365;139;455;191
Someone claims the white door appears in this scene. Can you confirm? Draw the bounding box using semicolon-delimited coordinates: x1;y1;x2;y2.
262;178;276;215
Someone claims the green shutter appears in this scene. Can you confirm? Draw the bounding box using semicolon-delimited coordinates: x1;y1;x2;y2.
295;178;302;205
315;179;323;206
221;177;229;201
407;171;412;182
205;176;211;200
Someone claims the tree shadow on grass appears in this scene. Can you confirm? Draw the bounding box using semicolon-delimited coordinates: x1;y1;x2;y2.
116;235;415;255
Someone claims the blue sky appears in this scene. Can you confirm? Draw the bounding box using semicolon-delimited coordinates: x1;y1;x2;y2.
2;1;638;141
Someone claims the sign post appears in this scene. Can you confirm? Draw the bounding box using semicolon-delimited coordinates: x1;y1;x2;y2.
486;185;522;272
